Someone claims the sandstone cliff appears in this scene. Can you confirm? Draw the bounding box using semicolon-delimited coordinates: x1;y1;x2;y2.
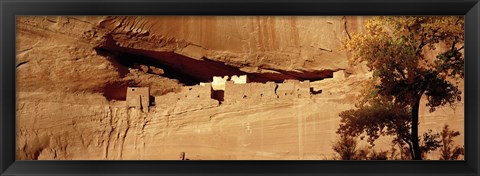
15;16;464;160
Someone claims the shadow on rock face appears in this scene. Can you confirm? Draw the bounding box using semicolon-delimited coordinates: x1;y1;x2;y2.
102;82;128;101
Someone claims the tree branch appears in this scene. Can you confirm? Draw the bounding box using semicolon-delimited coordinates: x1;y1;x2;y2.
417;28;439;55
455;46;464;52
450;38;457;52
395;66;407;80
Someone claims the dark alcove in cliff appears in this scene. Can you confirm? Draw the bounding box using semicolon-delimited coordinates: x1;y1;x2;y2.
94;35;336;101
97;47;334;83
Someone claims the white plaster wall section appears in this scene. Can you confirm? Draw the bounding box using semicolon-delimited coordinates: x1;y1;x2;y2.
230;75;248;84
212;76;229;90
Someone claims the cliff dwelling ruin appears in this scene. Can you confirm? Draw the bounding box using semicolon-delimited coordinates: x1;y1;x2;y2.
126;87;150;113
15;16;464;161
124;74;326;112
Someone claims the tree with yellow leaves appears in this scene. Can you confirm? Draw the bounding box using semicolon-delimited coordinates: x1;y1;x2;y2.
338;16;464;160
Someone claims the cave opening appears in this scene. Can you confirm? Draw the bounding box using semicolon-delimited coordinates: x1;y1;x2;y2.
102;82;129;101
97;46;335;84
95;41;336;101
95;34;336;87
96;47;205;86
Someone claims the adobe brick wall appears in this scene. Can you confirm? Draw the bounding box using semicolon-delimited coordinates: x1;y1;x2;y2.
295;80;311;99
126;87;150;112
276;80;311;99
224;81;277;104
155;78;311;108
155;83;219;114
230;75;248;84
277;80;296;99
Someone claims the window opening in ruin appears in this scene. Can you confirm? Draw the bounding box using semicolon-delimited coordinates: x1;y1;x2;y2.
150;96;155;106
311;88;322;95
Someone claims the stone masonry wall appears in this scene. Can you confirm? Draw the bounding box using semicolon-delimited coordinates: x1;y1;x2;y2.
155;84;219;114
224;81;277;104
126;87;149;112
277;80;311;99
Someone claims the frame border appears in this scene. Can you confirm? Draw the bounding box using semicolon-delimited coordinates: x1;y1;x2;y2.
1;0;479;176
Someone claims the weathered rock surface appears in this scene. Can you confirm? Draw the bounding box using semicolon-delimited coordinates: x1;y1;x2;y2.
15;16;464;160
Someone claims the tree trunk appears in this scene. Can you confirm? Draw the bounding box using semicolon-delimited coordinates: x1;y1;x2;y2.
411;97;423;160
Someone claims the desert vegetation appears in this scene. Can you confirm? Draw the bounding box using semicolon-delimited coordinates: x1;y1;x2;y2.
331;124;464;160
336;16;464;160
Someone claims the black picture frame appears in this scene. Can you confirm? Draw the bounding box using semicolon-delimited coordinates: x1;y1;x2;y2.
1;0;479;175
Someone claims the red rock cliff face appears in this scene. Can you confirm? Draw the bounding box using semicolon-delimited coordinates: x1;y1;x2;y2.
97;16;356;69
15;16;463;160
